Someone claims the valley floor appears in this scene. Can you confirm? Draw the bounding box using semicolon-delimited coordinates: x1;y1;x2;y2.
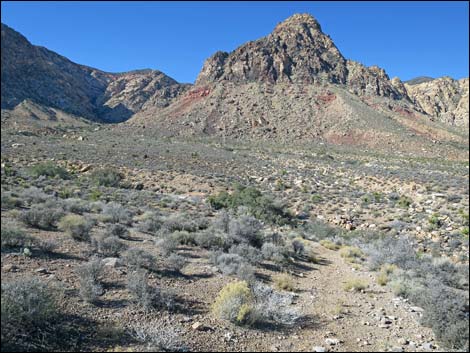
1;124;468;352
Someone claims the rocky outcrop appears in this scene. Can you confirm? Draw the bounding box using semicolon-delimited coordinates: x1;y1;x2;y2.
96;70;190;122
1;23;188;123
345;61;407;100
197;14;348;85
405;77;469;127
196;14;404;101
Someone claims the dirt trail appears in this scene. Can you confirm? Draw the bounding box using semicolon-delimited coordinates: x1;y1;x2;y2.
171;239;437;352
281;243;436;352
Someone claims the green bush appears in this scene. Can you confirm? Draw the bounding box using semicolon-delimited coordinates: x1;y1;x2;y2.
1;226;33;250
208;184;292;225
58;214;93;241
90;168;122;187
397;195;412;208
30;162;69;179
212;281;254;325
21;204;64;230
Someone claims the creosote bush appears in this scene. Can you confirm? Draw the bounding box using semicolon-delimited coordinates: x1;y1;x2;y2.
90;168;122;187
30;162;69;179
58;214;93;241
208;184;292;225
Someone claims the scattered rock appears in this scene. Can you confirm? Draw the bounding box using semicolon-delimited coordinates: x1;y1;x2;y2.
325;338;340;346
102;257;120;268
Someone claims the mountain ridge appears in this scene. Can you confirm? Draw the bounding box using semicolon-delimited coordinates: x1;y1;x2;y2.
1;15;468;133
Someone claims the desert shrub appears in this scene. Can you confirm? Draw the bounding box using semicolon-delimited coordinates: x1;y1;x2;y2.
127;269;154;310
407;280;469;350
362;235;417;271
158;234;179;256
90;168;122;187
161;213;206;233
301;220;338;241
213;253;244;275
397;195;413;208
30;162;69;179
274;274;295;291
212;281;253;325
20;204;64;230
92;234;127;256
137;212;163;234
58;214;93;241
377;264;397;286
228;215;263;248
212;210;230;233
251;282;300;326
236;263;256;284
1;226;33;250
172;231;197;246
195;229;226;249
105;223;129;239
208;185;292;225
102;202;133;225
123;248;155;270
130;320;188;352
261;242;290;265
339;246;365;263
319;239;341;250
166;253;187;273
343;278;368;292
62;198;91;214
229;243;262;264
1;192;22;209
127;270;175;311
19;187;50;205
88;189;103;201
75;259;104;303
1;277;60;338
291;238;305;255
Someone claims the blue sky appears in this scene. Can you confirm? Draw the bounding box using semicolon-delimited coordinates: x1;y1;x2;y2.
1;1;468;83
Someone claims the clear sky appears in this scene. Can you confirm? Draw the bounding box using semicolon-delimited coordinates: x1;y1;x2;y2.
1;1;468;83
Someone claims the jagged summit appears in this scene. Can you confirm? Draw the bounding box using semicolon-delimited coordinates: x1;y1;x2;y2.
273;13;323;33
196;12;346;85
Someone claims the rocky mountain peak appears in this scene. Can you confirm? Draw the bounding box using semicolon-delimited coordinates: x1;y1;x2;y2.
196;13;347;85
273;13;323;33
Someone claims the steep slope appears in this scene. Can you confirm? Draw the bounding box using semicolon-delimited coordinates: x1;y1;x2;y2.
1;23;189;123
405;77;469;128
129;13;467;155
97;69;190;122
